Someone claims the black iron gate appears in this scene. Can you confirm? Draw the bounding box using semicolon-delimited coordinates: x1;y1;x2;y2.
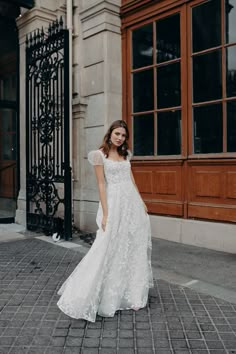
25;18;72;240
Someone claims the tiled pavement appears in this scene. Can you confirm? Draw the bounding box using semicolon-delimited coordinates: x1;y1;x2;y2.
0;238;236;354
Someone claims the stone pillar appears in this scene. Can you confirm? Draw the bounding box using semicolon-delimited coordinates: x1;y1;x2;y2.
75;0;122;231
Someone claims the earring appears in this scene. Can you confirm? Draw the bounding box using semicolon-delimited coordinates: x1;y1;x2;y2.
108;139;111;145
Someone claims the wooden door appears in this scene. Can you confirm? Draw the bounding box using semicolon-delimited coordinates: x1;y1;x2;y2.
0;106;17;198
0;67;17;199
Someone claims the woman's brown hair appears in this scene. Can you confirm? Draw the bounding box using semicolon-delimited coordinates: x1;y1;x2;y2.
99;120;129;158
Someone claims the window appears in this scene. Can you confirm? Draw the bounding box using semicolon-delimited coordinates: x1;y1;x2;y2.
191;0;236;154
129;0;236;157
131;13;181;157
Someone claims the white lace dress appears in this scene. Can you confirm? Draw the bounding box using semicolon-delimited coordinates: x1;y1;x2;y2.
57;150;153;322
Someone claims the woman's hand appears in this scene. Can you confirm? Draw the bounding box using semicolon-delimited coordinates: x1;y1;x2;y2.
101;215;107;231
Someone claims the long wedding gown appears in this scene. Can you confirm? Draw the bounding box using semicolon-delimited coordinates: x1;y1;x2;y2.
57;150;153;322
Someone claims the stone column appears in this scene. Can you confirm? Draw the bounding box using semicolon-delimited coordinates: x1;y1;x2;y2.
75;0;122;231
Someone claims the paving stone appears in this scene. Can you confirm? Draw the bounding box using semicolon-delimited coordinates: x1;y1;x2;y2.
100;349;116;354
119;338;134;348
205;341;225;349
185;331;202;339
83;338;100;347
101;338;117;347
50;337;66;346
151;350;171;354
81;349;99;354
31;335;51;346
153;338;171;348
102;330;117;338
85;329;101;338
0;336;15;346
3;327;21;336
152;331;168;339
14;335;34;346
117;349;135;354
188;340;208;349
0;348;11;354
45;348;64;354
28;348;46;354
136;349;154;354
120;322;133;329
64;348;82;354
68;328;85;337
169;330;185;339
37;327;54;336
223;341;236;349
171;339;189;349
136;337;153;348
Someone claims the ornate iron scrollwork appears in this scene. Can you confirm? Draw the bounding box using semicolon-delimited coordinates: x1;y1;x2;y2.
26;18;71;240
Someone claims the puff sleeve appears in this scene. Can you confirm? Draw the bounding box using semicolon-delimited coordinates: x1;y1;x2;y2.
88;150;104;165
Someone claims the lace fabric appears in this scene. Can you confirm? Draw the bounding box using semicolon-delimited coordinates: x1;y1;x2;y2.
57;150;153;322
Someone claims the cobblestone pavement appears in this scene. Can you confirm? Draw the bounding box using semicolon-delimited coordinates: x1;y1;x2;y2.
0;238;236;354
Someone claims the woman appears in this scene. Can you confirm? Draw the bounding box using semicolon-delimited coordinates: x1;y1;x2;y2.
57;120;153;322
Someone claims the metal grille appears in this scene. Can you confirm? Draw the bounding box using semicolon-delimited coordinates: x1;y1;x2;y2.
25;18;72;240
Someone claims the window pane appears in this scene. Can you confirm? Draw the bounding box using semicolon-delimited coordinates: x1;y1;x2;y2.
226;46;236;97
0;109;12;133
193;104;223;153
192;0;221;53
2;134;15;160
132;24;153;69
133;69;154;112
193;50;222;103
157;62;180;108
157;110;181;155
225;0;236;44
0;74;16;101
133;114;154;156
227;101;236;152
156;13;180;64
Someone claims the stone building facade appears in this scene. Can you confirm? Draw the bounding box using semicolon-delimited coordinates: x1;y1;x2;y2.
1;0;236;252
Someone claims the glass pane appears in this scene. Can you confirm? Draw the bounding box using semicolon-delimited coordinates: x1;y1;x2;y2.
156;13;180;64
193;104;223;153
133;114;154;156
132;24;153;69
133;69;154;112
157;110;181;155
227;101;236;152
0;74;16;101
0;108;13;133
2;134;16;160
226;46;236;97
225;0;236;44
157;62;180;108
192;0;221;53
193;50;222;103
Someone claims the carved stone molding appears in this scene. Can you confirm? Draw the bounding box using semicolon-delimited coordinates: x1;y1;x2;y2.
79;0;121;38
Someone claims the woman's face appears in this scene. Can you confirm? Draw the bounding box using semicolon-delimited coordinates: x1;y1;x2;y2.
110;127;127;148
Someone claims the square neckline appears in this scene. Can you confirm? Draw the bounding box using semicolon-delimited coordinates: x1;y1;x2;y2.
99;149;128;162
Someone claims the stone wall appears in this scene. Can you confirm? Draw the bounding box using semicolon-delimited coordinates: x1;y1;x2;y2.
15;0;122;233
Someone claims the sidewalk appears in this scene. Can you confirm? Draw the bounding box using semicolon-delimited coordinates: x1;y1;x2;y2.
0;224;236;353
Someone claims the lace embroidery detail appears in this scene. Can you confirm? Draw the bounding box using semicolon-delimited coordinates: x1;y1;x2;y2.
57;151;153;322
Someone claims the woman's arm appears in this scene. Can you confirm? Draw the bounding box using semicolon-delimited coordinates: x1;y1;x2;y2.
94;165;108;231
130;170;148;213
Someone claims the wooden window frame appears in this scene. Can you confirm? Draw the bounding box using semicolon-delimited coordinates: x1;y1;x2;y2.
187;0;236;158
124;0;236;161
127;6;187;160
